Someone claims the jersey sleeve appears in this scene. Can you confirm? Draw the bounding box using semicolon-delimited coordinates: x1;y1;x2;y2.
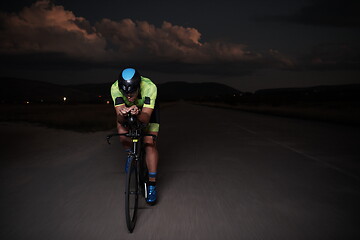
143;83;157;109
110;81;125;107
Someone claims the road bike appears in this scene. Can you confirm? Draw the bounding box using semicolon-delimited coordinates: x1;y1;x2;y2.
107;114;157;233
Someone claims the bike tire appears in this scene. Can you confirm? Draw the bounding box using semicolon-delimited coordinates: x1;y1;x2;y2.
125;155;138;233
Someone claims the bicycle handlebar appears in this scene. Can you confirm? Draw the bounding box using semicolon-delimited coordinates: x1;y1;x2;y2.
106;132;157;144
107;113;157;144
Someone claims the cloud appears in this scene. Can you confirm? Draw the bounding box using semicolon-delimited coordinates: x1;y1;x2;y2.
260;0;360;28
95;19;206;63
94;18;268;64
0;0;293;74
0;0;108;60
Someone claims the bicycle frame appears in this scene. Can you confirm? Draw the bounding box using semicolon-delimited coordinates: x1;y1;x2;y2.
106;129;157;156
106;117;157;233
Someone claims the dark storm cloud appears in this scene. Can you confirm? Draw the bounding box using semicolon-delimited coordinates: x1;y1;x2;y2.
0;0;294;75
261;0;360;28
0;1;108;59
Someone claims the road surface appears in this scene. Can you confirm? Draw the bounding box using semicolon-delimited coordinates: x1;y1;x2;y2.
1;102;360;239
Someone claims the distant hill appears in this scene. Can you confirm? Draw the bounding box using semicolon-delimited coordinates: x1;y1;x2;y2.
0;77;97;103
157;81;242;101
0;78;241;104
2;77;358;105
251;84;360;105
70;83;113;98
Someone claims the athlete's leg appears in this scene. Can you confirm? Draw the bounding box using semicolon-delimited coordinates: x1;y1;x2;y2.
143;131;159;182
116;121;131;149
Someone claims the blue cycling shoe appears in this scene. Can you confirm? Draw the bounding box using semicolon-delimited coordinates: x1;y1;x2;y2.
125;157;132;173
146;184;157;205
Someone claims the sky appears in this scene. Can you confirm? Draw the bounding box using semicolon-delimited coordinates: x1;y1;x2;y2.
0;0;359;91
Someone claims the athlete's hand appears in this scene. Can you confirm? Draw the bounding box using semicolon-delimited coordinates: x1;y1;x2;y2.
119;106;130;116
129;105;140;115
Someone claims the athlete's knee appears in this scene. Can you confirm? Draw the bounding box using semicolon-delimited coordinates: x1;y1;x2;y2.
145;141;156;150
117;125;126;133
119;135;128;143
144;138;157;152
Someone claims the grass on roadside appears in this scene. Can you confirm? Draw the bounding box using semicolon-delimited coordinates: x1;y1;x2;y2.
0;104;116;132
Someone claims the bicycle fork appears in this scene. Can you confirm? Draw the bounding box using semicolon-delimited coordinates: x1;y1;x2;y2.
131;138;147;199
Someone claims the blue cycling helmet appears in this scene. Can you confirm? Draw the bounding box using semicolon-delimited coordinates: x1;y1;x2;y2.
118;68;141;94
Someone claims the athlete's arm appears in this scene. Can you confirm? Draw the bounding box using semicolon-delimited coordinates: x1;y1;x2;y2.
115;105;130;123
137;107;153;124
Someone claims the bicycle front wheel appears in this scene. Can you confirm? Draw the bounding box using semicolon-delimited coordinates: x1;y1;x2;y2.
125;155;138;233
139;148;148;198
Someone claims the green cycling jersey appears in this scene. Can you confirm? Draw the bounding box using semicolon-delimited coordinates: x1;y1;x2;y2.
111;76;157;109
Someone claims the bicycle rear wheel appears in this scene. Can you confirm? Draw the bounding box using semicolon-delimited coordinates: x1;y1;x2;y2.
125;155;138;233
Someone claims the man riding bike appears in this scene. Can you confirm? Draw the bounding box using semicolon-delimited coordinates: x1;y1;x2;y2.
111;67;159;204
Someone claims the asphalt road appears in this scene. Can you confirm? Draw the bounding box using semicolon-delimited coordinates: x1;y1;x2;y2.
1;102;360;240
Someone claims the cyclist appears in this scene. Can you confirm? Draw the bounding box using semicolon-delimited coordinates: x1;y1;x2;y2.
111;67;159;205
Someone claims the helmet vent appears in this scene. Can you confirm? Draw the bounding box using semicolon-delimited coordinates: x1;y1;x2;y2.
122;68;136;80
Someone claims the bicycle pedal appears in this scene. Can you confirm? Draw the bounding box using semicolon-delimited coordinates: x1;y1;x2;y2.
144;182;148;199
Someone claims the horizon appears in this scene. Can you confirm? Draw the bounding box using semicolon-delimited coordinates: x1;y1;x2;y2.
2;75;360;93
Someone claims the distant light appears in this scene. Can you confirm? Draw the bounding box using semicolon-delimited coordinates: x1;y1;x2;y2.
40;99;44;103
26;101;30;104
63;97;67;102
98;95;102;98
106;101;110;104
233;94;236;97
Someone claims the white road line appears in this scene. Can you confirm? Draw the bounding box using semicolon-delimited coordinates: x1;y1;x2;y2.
237;126;258;135
237;125;359;180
